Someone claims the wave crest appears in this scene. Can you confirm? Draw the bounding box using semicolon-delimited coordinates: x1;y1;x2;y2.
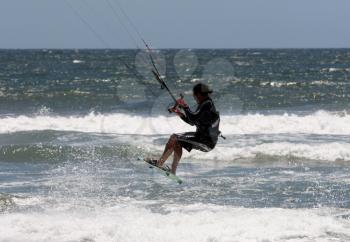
1;111;350;135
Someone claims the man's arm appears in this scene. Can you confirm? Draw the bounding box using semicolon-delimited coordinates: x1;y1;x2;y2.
170;107;194;126
182;101;212;125
180;113;195;126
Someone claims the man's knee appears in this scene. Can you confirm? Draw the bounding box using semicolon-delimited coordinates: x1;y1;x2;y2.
167;134;178;146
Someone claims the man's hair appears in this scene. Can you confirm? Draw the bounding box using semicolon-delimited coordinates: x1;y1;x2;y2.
193;83;213;96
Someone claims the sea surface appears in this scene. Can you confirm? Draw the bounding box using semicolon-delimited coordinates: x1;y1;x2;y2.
1;49;350;241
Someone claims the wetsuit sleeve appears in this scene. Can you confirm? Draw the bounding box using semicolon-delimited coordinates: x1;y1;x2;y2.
183;101;212;125
180;114;195;126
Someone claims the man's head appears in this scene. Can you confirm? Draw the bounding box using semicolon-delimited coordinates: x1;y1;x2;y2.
193;83;213;104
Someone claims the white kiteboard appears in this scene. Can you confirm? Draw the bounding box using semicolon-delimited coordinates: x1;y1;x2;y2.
138;157;183;184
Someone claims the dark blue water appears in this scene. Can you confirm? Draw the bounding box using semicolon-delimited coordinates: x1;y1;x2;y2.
1;49;350;115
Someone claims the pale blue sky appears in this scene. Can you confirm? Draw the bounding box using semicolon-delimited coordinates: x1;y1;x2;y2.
0;0;349;49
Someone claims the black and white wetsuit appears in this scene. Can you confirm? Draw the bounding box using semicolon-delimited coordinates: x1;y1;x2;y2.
176;97;220;152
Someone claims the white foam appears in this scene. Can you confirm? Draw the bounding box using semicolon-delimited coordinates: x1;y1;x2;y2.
220;110;350;135
0;204;348;242
2;111;350;161
0;113;191;135
72;59;84;64
1;110;350;135
183;142;350;162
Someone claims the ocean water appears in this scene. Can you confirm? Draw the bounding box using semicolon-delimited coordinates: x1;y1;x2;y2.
1;49;350;242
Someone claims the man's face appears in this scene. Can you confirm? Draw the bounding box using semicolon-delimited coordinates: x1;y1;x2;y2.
193;93;201;104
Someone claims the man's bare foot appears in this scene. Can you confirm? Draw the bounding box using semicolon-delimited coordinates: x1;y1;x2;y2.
145;158;159;166
160;165;175;175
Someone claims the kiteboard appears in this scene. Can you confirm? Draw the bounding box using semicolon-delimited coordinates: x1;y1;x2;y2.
138;157;183;184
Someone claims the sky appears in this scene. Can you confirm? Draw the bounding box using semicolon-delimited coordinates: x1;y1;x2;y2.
0;0;349;49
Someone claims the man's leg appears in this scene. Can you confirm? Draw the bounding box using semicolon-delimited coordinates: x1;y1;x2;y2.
171;141;183;174
158;134;177;166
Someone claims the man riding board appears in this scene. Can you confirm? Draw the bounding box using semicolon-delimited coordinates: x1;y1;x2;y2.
148;83;221;174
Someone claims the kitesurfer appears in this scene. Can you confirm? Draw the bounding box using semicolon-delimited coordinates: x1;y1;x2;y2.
150;83;221;174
